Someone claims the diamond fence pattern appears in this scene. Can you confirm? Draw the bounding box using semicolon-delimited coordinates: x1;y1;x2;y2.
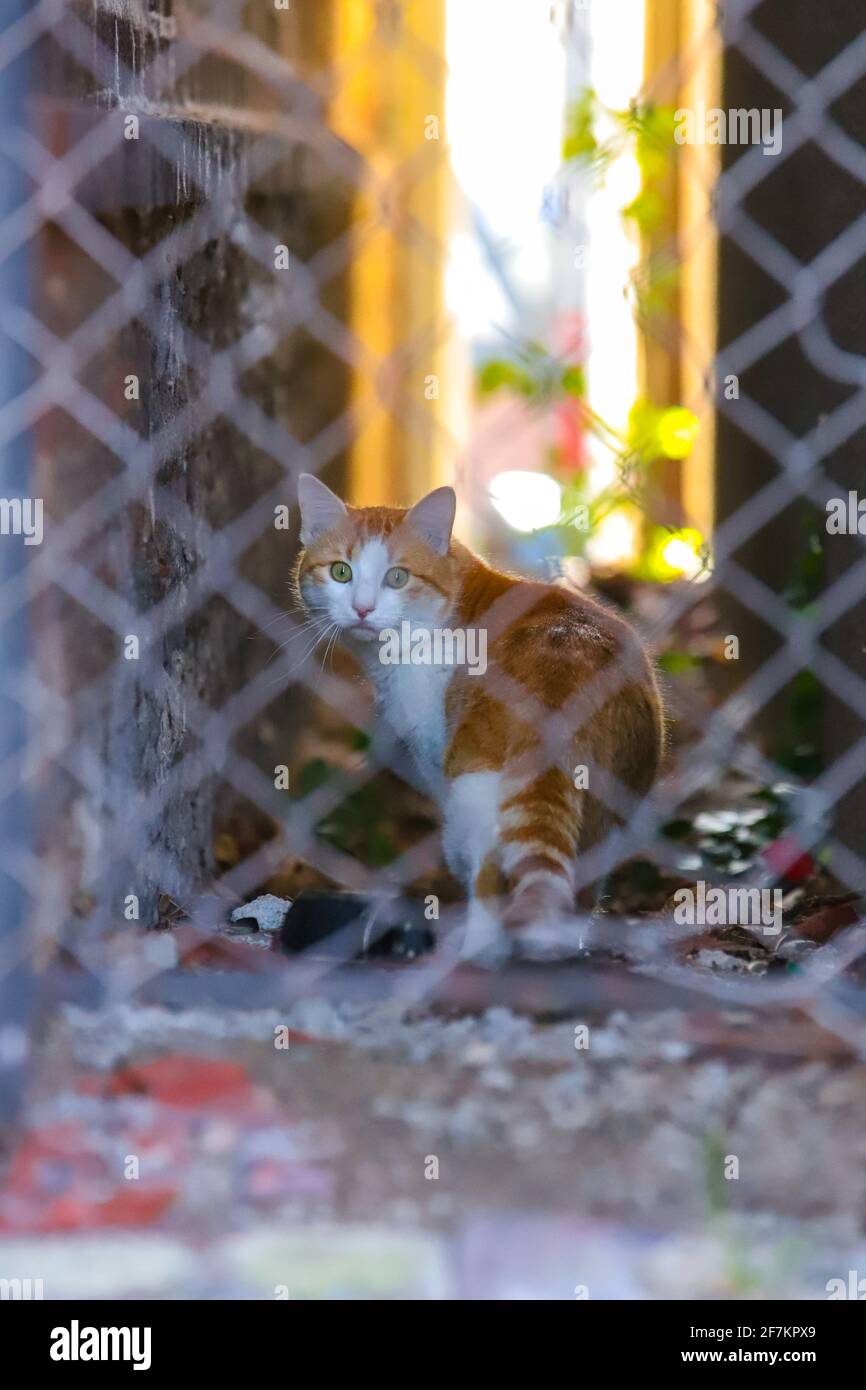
1;0;866;1123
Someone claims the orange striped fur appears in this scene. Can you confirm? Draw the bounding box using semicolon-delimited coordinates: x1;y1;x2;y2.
295;475;663;958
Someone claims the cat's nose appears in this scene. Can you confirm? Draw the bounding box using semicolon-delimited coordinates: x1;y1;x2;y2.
353;603;373;619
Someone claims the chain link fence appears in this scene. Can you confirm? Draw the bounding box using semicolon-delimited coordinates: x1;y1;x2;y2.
1;0;866;1132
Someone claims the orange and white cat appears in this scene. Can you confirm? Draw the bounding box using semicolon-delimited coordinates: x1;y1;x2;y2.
295;474;663;960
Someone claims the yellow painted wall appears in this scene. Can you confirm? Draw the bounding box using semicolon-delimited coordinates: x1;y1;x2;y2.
328;0;449;506
644;0;721;540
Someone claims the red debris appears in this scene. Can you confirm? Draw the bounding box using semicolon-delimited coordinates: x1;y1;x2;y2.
0;1054;333;1235
101;1055;254;1108
0;1186;178;1233
0;1122;178;1233
761;834;814;884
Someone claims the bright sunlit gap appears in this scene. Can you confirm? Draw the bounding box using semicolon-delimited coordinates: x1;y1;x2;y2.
445;1;567;339
446;0;648;567
586;507;641;570
489;470;563;533
585;0;646;531
661;531;707;580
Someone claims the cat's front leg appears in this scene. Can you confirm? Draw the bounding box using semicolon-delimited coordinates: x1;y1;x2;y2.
369;716;444;800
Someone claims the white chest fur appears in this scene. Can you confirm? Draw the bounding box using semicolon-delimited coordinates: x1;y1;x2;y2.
371;658;453;796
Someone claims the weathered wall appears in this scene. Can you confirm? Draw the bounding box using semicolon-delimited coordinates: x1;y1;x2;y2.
31;0;354;928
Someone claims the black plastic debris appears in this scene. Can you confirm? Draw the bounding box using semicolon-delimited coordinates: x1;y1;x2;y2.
277;891;435;962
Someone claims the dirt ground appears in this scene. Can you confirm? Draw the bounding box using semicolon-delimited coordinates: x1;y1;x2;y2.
3;983;866;1300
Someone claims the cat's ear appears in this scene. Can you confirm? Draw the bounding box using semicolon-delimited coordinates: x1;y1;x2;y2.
297;473;348;543
405;486;456;556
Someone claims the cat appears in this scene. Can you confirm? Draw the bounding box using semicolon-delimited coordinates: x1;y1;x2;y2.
294;473;663;961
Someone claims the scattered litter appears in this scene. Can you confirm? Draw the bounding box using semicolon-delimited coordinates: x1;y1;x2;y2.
776;937;820;963
277;891;435;961
230;894;292;933
692;948;754;973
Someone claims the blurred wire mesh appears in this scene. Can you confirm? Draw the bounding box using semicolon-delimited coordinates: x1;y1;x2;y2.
1;0;866;1128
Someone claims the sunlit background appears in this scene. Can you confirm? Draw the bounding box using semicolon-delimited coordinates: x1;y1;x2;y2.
329;0;717;584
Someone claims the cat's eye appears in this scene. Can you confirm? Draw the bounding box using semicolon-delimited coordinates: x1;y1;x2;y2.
330;561;352;583
385;566;409;589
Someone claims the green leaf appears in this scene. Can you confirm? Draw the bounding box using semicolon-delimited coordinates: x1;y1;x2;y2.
658;649;703;674
477;359;536;398
561;364;586;397
562;88;598;164
297;758;331;796
661;818;693;840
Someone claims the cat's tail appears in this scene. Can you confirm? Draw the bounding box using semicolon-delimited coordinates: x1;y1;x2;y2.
498;761;581;930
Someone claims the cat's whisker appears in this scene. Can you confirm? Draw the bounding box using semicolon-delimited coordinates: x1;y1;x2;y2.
274;619;328;651
247;613;310;646
252;602;331;642
311;625;339;678
326;624;342;671
256;610;299;633
262;618;333;687
320;623;341;674
266;616;330;661
259;627;319;675
314;624;332;675
275;620;338;682
294;621;332;659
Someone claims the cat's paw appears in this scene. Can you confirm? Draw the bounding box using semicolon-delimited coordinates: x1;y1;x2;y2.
509;919;581;962
502;889;581;961
458;900;512;967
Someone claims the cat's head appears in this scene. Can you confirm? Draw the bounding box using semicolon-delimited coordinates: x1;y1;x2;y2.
294;474;458;643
